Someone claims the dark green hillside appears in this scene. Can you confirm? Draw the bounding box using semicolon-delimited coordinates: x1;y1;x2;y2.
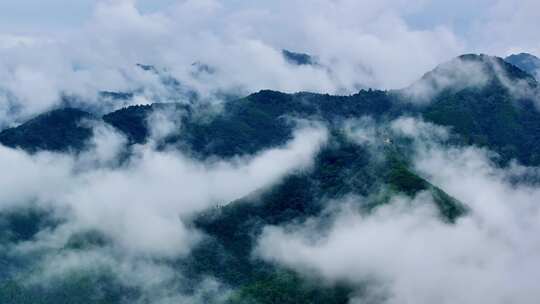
0;108;95;152
102;103;160;144
102;89;394;158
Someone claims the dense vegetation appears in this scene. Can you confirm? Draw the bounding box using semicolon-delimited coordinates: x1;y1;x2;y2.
0;108;95;152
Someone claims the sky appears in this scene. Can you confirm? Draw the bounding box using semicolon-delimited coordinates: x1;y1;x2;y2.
0;0;492;29
0;0;528;48
0;0;176;32
0;0;536;52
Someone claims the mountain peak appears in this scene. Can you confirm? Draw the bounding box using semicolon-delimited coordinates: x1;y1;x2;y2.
504;53;540;78
403;53;537;101
282;49;317;66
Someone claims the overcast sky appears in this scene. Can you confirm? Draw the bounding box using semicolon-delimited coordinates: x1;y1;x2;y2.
0;0;526;43
0;0;536;55
0;0;177;32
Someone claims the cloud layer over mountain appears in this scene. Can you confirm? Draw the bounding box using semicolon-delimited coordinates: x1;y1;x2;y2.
1;0;538;125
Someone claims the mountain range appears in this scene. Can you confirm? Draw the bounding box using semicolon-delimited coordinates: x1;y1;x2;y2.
505;53;540;78
0;52;539;303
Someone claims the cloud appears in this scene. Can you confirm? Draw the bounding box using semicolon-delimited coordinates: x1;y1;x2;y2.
0;0;470;126
1;0;538;127
256;117;540;304
472;0;540;56
399;53;540;106
390;116;449;140
0;119;327;257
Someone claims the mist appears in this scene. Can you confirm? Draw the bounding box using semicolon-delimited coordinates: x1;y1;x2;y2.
0;112;327;302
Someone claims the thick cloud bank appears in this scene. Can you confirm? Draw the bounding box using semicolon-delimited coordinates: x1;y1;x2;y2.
256;118;540;304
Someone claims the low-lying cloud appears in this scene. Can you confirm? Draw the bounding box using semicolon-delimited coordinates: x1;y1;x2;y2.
0;114;328;302
1;119;327;257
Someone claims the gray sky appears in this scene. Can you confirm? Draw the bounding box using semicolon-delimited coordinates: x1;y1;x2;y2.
0;0;536;54
0;0;177;32
0;0;503;38
1;3;540;302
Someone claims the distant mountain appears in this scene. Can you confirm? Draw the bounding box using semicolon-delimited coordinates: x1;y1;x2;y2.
505;53;540;77
405;54;536;98
282;49;317;66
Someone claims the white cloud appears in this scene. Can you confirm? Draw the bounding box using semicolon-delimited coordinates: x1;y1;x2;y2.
390;116;449;140
0;120;327;257
472;0;540;56
0;0;469;126
0;116;327;302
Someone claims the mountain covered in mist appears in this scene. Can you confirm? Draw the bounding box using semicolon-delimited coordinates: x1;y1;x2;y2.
1;53;540;303
3;53;540;164
282;50;318;66
505;52;540;78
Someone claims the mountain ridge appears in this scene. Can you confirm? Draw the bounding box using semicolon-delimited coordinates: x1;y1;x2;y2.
1;52;540;303
2;54;539;163
505;52;540;78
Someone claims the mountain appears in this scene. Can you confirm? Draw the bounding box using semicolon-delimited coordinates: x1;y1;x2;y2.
406;54;540;165
0;53;539;303
505;52;540;77
404;54;536;98
0;108;95;152
6;54;538;164
282;50;317;66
